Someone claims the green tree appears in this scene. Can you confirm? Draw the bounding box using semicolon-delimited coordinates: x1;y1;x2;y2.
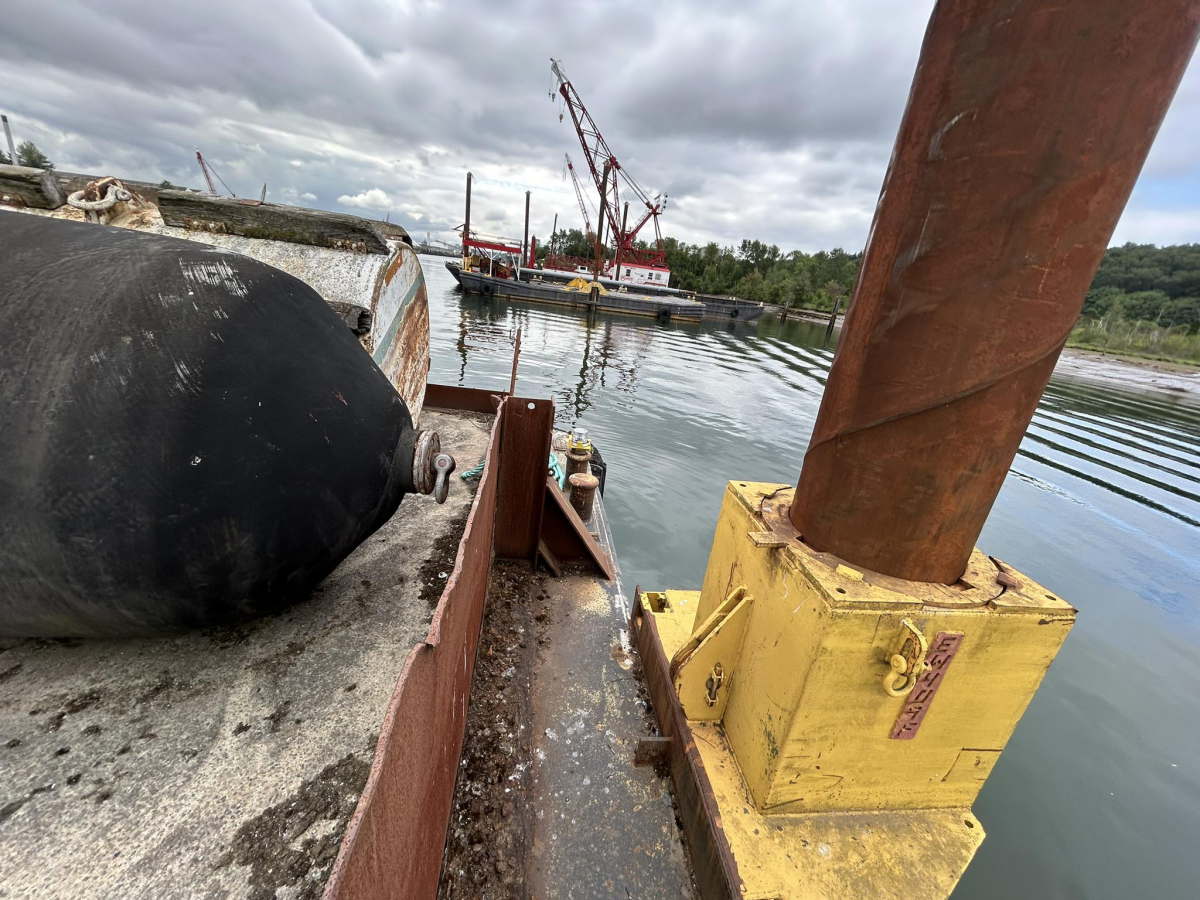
159;179;180;190
0;149;9;165
1077;243;1200;332
16;140;54;170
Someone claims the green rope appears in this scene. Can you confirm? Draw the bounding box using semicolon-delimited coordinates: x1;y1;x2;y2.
549;452;567;490
461;452;567;488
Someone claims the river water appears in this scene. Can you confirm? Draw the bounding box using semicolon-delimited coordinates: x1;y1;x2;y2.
420;256;1200;900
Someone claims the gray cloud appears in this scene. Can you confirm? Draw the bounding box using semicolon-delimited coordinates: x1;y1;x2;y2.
2;0;1197;253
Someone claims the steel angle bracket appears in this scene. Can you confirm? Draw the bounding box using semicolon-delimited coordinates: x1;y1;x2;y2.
669;586;753;721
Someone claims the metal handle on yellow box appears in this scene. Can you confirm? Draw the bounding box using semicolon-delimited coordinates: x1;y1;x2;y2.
883;619;929;697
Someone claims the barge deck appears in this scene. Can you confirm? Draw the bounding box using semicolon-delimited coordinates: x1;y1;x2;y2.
438;467;696;898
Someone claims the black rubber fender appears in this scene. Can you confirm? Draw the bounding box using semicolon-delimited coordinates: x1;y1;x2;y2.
0;215;417;636
589;444;607;497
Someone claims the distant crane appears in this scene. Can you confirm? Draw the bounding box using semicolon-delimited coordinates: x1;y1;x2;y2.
564;153;595;243
194;148;236;197
549;58;667;269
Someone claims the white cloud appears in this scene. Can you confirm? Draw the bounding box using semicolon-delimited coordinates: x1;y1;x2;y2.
337;187;392;210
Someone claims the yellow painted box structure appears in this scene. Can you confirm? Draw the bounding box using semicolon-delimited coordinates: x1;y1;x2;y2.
640;481;1074;899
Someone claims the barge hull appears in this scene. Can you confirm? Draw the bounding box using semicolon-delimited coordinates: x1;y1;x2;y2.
458;269;705;321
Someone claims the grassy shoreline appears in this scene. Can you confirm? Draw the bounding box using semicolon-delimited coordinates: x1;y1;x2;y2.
1066;316;1200;368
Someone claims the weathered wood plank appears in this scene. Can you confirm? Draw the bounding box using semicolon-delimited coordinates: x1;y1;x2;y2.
158;190;390;254
55;171;189;206
0;164;66;209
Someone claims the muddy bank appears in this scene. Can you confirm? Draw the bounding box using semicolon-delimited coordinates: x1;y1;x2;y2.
1055;347;1200;399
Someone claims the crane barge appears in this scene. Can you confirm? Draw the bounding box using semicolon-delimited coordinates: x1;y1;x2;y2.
547;58;671;288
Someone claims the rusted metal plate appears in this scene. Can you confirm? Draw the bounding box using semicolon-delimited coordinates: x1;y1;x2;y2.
791;0;1200;583
540;476;616;580
494;397;554;562
425;383;507;415
632;590;743;900
890;632;964;740
634;736;673;767
322;390;501;900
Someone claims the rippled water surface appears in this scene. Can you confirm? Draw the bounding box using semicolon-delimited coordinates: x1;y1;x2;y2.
421;256;1200;900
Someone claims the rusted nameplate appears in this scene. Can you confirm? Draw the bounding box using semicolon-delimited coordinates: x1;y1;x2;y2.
890;632;963;740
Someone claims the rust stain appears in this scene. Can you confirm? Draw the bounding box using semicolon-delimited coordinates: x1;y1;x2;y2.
379;282;430;422
383;249;405;287
891;632;964;740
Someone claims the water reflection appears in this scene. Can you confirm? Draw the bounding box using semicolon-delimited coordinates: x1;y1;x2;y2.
451;289;716;424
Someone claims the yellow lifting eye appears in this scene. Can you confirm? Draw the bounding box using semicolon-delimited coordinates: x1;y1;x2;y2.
883;620;930;697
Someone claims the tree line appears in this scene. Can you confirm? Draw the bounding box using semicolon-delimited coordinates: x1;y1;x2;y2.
543;227;1200;331
542;229;861;311
1;139;55;170
1080;242;1200;332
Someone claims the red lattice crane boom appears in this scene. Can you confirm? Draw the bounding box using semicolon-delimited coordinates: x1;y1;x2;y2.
550;59;667;267
195;148;217;194
194;148;235;197
565;153;595;242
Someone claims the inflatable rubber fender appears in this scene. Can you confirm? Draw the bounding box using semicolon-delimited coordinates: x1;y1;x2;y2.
0;215;419;636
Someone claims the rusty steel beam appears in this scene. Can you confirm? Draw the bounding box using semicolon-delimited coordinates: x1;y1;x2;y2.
791;0;1200;583
631;591;744;899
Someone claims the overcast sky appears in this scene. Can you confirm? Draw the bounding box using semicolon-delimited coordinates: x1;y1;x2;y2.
2;0;1197;253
